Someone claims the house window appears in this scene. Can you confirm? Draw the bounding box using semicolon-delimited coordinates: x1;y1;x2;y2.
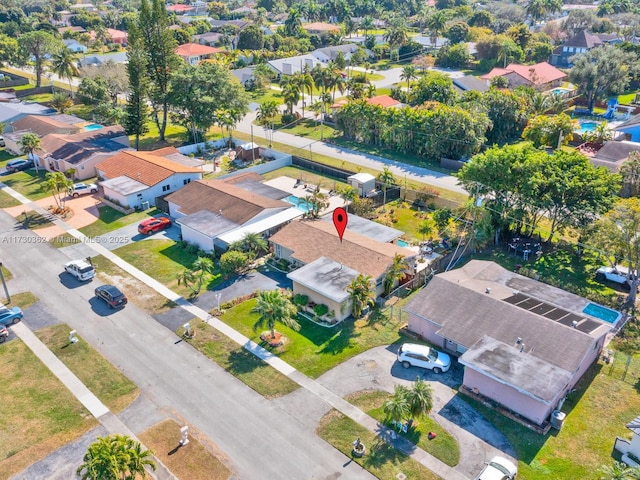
162;184;171;192
376;277;383;287
568;47;574;52
183;178;191;185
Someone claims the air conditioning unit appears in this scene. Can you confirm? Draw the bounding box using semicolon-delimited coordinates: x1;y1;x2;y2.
550;410;566;430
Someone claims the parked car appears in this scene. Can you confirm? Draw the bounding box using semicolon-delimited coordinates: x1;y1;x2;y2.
6;159;34;172
0;306;23;326
595;265;638;290
64;259;96;281
94;285;127;309
69;183;98;197
0;136;5;147
0;325;8;343
397;343;451;373
138;217;172;235
475;456;518;480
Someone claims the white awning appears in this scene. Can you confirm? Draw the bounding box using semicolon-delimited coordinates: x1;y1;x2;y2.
217;207;303;245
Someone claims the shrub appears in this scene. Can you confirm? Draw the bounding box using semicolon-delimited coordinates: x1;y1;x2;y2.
314;303;329;316
293;294;309;306
220;250;251;275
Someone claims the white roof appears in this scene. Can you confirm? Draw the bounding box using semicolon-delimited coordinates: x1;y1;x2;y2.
287;257;359;303
100;175;147;196
217;207;303;245
348;173;376;182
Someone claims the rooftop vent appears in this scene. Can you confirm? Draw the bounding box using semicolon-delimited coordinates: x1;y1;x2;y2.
572;320;578;328
516;337;522;345
485;287;491;294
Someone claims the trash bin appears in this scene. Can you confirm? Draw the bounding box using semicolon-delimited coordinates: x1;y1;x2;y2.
141;200;150;210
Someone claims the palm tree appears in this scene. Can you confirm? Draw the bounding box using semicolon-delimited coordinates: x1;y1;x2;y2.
50;48;79;98
241;232;268;258
405;378;434;418
400;65;417;91
252;289;300;341
77;434;156;480
339;184;358;212
383;254;408;297
383;19;408;61
419;217;437;241
256;100;279;145
361;16;374;38
304;190;329;218
50;93;74;113
377;166;396;212
280;76;301;117
599;461;636;480
44;171;73;210
347;274;376;318
19;132;41;173
426;10;450;48
383;385;411;424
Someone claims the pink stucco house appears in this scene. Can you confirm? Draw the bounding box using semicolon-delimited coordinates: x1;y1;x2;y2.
404;260;615;427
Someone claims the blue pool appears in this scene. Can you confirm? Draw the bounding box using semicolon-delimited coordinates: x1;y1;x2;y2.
549;88;570;96
397;239;409;247
286;195;310;212
84;123;103;131
582;303;621;324
576;121;599;135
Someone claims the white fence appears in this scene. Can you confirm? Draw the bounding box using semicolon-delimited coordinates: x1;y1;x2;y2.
218;152;292;178
177;139;228;156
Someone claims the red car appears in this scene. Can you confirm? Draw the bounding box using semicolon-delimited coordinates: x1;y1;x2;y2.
138;217;172;235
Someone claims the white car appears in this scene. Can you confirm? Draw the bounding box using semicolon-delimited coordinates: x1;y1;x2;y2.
475;456;518;480
397;343;451;373
64;260;96;281
595;265;637;290
69;183;98;197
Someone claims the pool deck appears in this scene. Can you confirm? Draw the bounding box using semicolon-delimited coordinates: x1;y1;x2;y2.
264;176;346;215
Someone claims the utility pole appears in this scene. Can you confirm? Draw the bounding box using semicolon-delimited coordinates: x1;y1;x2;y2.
251;123;255;163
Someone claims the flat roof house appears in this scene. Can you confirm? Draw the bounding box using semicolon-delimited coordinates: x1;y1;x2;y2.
404;260;614;427
96;148;203;210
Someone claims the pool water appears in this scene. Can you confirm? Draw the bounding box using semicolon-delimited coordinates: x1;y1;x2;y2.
286;195;310;212
84;123;103;131
549;88;570;96
576;121;599;135
397;239;409;247
582;303;621;324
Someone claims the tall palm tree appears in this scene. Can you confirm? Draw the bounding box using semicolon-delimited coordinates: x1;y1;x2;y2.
252;289;300;341
377;166;396;212
426;10;450;48
347;274;376;318
361;16;374;38
19;132;41;173
77;434;156;480
241;232;268;258
256;100;279;146
383;254;408;297
280;76;301;117
383;19;408;61
383;385;411;424
339;184;358;212
50;48;79;98
44;171;73;210
400;65;417;90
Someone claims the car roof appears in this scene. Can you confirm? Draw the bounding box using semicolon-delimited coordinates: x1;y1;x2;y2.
401;343;433;356
98;284;123;295
66;259;93;269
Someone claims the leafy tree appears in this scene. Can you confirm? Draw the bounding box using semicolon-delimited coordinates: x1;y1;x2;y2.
522;113;576;148
0;33;19;66
419;217;437;240
338;184;358;212
220;250;251;275
621;151;640;198
469;10;494;27
138;0;180;141
82;61;128;107
237;25;264;50
50;93;74;113
411;71;458;106
17;30;63;87
124;24;149;150
347;274;376;318
446;22;469;44
77;434;156;480
569;45;637;111
350;197;374;217
19;133;41;172
383;254;408;296
435;43;470;69
383;385;411;424
50;49;79;98
378;166;396;211
177;256;214;296
77;77;109;105
481;88;530;144
44;171;73;210
252;289;300;340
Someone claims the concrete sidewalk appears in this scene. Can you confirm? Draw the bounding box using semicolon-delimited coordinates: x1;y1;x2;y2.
0;181;472;480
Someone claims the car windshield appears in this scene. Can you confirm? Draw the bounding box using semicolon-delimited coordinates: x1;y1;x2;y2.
428;350;438;361
79;266;94;273
488;462;511;475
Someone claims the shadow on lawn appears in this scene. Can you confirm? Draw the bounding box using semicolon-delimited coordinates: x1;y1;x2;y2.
159;242;200;269
317;320;360;355
226;345;264;376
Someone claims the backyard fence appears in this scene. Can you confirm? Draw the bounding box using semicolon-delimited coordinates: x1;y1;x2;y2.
604;349;640;385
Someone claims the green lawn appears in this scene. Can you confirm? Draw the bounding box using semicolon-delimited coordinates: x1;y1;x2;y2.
22;93;54;103
277;118;339;141
0;188;20;207
133;120;191;151
249;88;284;105
374;199;441;243
9;291;38;310
65;104;94;121
1;169;51;200
219;298;405;378
112;239;222;298
348;390;460;466
184;321;300;398
317;410;442;480
16;210;55;230
0;149;17;163
0;338;97;477
35;323;139;413
79;205;161;237
460;358;640;480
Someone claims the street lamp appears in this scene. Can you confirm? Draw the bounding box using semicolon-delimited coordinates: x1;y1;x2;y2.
215;292;222;312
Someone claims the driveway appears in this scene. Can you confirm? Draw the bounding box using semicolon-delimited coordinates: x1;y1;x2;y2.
279;345;517;479
93;216;181;251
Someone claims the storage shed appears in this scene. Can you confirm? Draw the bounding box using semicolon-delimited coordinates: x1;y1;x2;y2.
347;173;376;197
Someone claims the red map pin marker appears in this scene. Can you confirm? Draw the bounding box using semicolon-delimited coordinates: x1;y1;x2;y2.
333;207;348;242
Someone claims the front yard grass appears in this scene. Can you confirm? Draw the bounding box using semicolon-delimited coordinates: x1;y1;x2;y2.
184;321;299;398
317;410;442;480
8;291;38;310
0;338;97;477
35;323;139;413
0;188;21;207
218;298;404;378
138;419;232;480
112;239;222;298
460;359;640;480
2;169;51;200
15;210;55;230
347;390;460;467
277;118;339;141
91;254;177;315
79;205;161;237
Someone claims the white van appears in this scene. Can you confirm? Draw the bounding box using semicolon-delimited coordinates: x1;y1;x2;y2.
397;343;451;373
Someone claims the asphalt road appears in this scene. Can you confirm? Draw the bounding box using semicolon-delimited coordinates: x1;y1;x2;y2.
0;210;375;480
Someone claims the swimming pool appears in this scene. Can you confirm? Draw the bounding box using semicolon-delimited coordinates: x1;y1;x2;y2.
549;87;571;96
84;123;103;131
575;121;599;136
397;239;409;247
582;302;621;324
286;195;310;212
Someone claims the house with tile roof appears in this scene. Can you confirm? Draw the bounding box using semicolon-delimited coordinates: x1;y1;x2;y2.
303;22;341;36
96;148;203;210
36;126;130;180
165;175;300;252
106;28;128;45
175;43;225;65
404;260;616;427
481;62;567;91
270;219;416;320
4;115;83;155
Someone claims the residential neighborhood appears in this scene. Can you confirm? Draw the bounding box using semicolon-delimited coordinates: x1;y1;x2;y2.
2;0;640;479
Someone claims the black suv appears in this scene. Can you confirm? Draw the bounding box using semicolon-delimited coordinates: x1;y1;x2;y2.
94;285;128;309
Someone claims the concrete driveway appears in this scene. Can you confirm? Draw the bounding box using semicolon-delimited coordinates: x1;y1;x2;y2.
279;345;517;479
93;216;181;251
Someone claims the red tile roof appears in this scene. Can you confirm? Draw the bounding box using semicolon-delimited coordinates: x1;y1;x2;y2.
303;22;341;32
365;95;402;108
107;28;127;41
175;43;225;57
167;4;194;12
481;62;566;85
